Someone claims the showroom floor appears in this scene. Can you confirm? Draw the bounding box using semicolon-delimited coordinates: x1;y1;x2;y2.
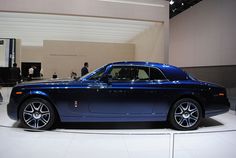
0;87;236;158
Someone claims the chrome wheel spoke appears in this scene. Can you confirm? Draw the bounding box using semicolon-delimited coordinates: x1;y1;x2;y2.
40;117;48;124
40;107;49;114
25;116;34;124
179;105;185;111
23;101;51;129
174;101;200;128
178;117;185;125
30;119;36;127
24;111;33;116
190;109;198;114
185;103;190;111
189;114;198;121
175;113;182;117
186;118;191;127
32;102;42;111
35;119;38;128
175;105;184;115
186;102;192;111
24;104;34;113
42;113;50;117
42;112;50;117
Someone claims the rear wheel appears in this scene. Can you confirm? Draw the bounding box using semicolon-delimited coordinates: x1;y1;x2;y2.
19;98;56;130
169;98;202;130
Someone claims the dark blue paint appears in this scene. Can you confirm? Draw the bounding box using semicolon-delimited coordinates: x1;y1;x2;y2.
7;61;230;122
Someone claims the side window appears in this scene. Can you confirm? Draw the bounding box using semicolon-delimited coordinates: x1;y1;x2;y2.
89;67;106;80
150;68;166;80
109;66;134;81
109;66;150;81
136;67;149;80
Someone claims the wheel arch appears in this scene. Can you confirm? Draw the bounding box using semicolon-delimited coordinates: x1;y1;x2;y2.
17;94;61;122
168;95;205;118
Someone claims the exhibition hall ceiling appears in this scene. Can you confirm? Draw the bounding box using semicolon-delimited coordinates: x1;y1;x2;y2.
96;0;204;18
0;12;157;46
167;0;203;18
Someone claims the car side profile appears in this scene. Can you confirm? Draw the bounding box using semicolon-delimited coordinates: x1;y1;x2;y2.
7;61;230;130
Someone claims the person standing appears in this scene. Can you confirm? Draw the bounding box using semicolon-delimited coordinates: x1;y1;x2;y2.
28;66;34;80
81;62;89;76
40;68;44;78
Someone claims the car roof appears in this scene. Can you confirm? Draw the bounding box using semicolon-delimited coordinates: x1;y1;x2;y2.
111;61;175;69
110;61;189;81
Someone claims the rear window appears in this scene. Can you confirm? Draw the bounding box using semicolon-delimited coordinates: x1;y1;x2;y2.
150;68;166;80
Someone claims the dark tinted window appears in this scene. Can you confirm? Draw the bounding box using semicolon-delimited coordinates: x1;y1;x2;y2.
160;67;189;81
109;66;165;81
150;68;166;80
109;66;135;81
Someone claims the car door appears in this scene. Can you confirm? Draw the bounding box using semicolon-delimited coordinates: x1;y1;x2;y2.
88;65;160;117
54;66;107;118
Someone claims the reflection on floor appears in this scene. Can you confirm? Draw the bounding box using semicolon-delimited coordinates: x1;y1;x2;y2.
0;87;236;158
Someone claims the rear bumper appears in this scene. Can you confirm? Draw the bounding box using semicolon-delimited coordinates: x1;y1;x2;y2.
205;99;230;117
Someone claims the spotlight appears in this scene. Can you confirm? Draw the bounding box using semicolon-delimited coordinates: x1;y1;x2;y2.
170;0;174;5
181;3;184;6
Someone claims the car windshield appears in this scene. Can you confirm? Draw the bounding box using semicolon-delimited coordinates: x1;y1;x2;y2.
79;65;107;81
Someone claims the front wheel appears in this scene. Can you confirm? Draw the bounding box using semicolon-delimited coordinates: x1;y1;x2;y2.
19;98;56;130
169;98;202;130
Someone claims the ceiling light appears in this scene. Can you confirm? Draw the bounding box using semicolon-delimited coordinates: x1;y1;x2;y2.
181;3;184;6
170;0;174;5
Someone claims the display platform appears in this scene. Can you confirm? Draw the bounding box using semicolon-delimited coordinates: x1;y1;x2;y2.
0;87;236;158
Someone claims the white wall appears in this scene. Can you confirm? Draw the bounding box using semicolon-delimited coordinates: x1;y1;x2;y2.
169;0;236;67
130;23;165;63
20;40;135;78
0;39;7;67
0;0;169;63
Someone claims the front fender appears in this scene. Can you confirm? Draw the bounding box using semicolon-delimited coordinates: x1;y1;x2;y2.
13;90;56;120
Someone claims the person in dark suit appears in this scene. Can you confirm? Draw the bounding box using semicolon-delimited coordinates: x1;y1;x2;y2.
81;62;89;76
10;63;21;84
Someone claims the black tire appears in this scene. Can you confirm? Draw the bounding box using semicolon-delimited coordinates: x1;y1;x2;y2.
19;98;56;130
169;98;202;130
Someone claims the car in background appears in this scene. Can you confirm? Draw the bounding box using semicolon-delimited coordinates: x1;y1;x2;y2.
7;61;230;130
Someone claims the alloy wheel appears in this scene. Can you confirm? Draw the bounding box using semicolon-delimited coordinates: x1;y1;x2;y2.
174;101;199;128
23;101;51;129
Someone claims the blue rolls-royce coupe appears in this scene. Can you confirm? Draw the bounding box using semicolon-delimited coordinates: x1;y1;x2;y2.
7;61;230;130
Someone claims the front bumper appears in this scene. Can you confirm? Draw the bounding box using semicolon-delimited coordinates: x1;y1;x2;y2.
7;99;18;120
